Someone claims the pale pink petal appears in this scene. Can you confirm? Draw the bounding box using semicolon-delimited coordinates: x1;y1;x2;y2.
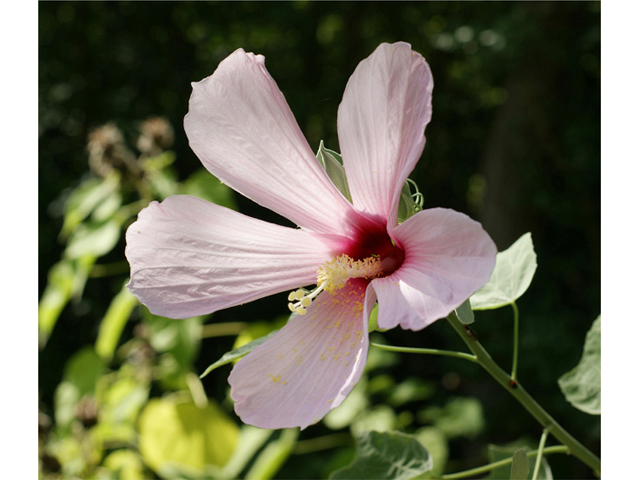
338;42;433;223
125;195;336;319
372;208;496;331
184;48;357;236
228;279;374;430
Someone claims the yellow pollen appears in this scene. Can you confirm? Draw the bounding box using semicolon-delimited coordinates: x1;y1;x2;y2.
286;254;382;314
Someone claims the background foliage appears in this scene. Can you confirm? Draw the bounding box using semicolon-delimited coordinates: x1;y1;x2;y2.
39;2;600;479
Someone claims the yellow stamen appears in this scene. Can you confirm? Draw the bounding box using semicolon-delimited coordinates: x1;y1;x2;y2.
286;254;382;314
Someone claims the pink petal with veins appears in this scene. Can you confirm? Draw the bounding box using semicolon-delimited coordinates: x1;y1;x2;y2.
338;42;433;224
229;279;374;430
126;195;335;318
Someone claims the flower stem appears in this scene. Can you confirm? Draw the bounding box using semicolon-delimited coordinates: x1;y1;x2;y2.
511;301;520;381
370;342;478;363
532;428;550;480
440;445;568;479
445;313;601;475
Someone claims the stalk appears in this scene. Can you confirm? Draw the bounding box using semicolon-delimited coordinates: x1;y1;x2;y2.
445;313;601;475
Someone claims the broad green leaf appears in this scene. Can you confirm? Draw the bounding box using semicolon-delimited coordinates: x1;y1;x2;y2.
455;298;475;325
488;444;553;480
510;449;530;479
200;330;279;379
138;397;239;473
95;282;139;361
182;168;237;210
64;218;122;259
317;141;352;202
245;428;299;480
38;259;75;347
558;316;601;415
419;397;484;440
329;431;433;480
470;233;537;310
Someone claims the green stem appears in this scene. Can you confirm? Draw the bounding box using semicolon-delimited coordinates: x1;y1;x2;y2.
511;301;520;381
440;445;568;479
532;428;550;480
370;342;478;363
445;313;601;475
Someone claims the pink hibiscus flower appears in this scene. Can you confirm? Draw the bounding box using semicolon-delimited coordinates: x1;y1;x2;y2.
125;42;496;429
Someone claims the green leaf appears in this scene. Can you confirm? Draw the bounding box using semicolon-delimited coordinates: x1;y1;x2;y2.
470;233;537;310
182;168;238;210
397;179;424;223
558;316;601;415
200;330;279;379
455;298;475;325
317;141;352;202
64;218;122;259
138;396;239;473
510;449;530;479
95;282;139;361
329;431;433;480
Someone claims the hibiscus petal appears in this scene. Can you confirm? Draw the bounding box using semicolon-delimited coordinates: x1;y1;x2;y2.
228;279;373;430
372;208;496;331
338;42;433;223
184;48;356;236
125;195;335;319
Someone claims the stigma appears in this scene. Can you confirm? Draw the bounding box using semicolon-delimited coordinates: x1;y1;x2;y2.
287;254;383;315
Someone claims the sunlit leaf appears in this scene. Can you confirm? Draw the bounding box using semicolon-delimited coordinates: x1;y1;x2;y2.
510;449;530;479
470;233;537;310
95;282;139;361
138;396;239;474
182;168;237;210
558;315;601;415
329;431;433;480
200;330;279;379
